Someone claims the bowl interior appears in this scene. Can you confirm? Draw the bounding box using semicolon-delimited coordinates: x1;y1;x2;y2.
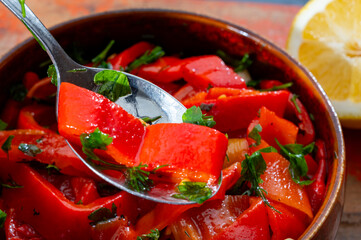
0;9;345;239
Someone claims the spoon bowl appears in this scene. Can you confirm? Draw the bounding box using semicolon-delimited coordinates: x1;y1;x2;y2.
0;0;225;204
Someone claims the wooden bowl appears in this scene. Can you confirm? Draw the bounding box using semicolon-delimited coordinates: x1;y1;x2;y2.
0;9;345;239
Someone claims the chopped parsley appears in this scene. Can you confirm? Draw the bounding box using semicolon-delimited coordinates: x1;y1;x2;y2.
94;70;131;102
0;209;6;228
291;94;301;113
260;82;293;92
127;46;165;72
125;163;154;192
275;139;314;186
216;50;252;73
182;106;216;128
18;0;26;18
1;135;14;154
246;79;261;88
92;40;115;67
22;20;46;51
137;229;160;240
80;127;113;161
18;143;42;157
67;68;87;73
248;124;262;146
0;119;8;130
141;116;162;124
47;64;58;86
10;83;27;102
241;146;279;211
172;181;212;204
88;203;117;225
1;175;23;189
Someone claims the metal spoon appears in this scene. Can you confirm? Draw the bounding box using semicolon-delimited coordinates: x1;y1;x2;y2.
1;0;222;204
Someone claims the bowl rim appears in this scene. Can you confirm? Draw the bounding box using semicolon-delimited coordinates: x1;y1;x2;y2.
0;8;346;239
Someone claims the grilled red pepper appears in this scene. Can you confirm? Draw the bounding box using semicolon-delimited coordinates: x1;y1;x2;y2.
287;94;315;145
132;56;184;83
108;41;154;70
182;55;246;90
17;104;57;134
182;88;290;133
247;106;298;149
212;197;270;240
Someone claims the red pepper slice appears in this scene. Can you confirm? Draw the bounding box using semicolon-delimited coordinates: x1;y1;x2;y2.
305;157;327;215
259;80;283;90
132;56;184;83
287;94;315;145
138;123;228;183
249;141;313;219
182;88;290;133
212;197;270;240
108;41;154;70
267;200;310;240
0;99;22;129
0;130;94;177
17;104;57;134
0;159;127;239
182;55;246;90
173;84;199;102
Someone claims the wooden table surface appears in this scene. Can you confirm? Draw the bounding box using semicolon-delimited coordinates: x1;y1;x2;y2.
0;0;360;239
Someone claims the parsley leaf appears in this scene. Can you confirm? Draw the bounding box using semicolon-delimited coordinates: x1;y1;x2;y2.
10;84;27;102
275;139;314;186
141;116;162;124
94;70;131;102
18;0;26;17
2;135;14;154
0;119;8;130
291;94;301;113
137;229;160;240
172;181;212;204
1;175;23;189
0;209;6;228
182;106;216;128
241;147;279;211
127;46;165;72
88;203;117;225
260;82;293;92
216;50;252;73
92;40;115;67
47;64;58;86
80;128;113;151
18;143;42;157
248;124;262;146
125;163;154;192
22;20;46;51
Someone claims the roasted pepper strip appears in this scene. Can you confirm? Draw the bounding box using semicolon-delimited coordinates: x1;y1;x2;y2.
0;159;125;239
17;104;57;134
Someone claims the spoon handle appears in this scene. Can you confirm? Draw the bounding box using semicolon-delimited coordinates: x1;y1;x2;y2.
0;0;76;71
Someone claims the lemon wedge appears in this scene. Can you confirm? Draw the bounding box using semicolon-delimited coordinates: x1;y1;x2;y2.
287;0;361;128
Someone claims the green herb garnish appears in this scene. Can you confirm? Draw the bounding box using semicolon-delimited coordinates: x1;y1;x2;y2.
127;46;165;72
92;40;115;66
182;106;216;128
0;209;6;228
94;70;131;102
241;147;279;211
291;94;301;113
18;0;26;18
1;175;23;189
275;139;314;186
141;116;162;124
137;229;160;240
47;64;58;86
0;119;8;130
67;68;87;73
125;163;154;192
260;82;293;92
246;79;261;88
88;203;117;225
216;50;252;73
22;20;46;51
172;181;212;204
1;135;14;154
10;84;27;102
248;124;262;146
18;143;42;157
